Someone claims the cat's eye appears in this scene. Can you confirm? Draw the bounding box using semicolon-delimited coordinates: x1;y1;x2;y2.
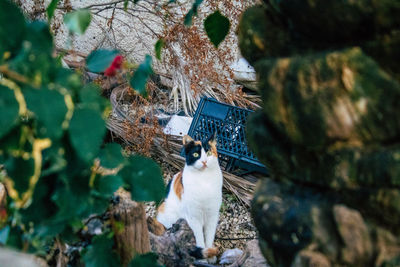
193;152;199;157
207;151;212;156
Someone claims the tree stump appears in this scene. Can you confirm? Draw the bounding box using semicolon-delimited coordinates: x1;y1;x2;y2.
109;191;150;266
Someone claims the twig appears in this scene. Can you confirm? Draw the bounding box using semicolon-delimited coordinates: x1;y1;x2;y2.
0;65;29;84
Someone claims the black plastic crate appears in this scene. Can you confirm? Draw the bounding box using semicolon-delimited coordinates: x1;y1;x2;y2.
184;97;268;175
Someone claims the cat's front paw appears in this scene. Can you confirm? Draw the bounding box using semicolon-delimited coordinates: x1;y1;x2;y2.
207;256;217;264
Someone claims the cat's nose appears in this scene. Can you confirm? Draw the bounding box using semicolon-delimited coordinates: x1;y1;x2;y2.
202;161;207;167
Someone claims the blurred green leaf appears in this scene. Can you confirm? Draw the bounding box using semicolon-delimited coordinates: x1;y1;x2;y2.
155;38;165;60
129;55;153;97
0;85;19;139
204;10;230;48
24;87;67;139
124;0;129;10
0;126;24;153
95;175;124;197
79;83;109;112
46;0;60;21
0;0;26;57
69;107;106;163
86;49;119;73
5;156;34;193
99;143;125;169
64;9;92;35
0;226;10;245
25;21;54;54
9;22;54;84
83;234;120;267
184;0;203;26
120;156;164;203
129;253;160;267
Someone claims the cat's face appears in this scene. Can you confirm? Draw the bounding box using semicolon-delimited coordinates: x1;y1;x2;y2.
183;133;219;170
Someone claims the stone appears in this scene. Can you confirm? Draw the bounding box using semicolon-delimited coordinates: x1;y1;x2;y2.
229;240;269;267
291;250;331;267
333;205;373;265
241;0;400;266
0;247;47;267
219;248;243;265
374;227;400;266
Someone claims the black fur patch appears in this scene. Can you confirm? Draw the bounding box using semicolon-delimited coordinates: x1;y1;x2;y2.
165;179;172;197
202;132;216;153
189;246;204;259
184;141;202;166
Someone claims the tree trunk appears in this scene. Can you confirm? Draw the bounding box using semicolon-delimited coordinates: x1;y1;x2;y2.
110;191;150;266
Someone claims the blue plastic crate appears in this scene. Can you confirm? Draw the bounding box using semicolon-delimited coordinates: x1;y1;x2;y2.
184;97;268;175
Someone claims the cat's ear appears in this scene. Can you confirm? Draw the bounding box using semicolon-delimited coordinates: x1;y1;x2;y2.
208;131;217;146
183;135;194;145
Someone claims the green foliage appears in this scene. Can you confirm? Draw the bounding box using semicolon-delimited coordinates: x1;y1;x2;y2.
0;225;10;244
129;252;161;267
64;9;92;35
129;55;153;97
69;107;107;163
82;234;121;267
184;0;204;26
0;0;234;264
0;1;165;265
95;175;124;197
155;38;165;61
46;0;61;21
86;49;120;73
0;0;25;57
121;156;165;203
0;86;19;139
99;143;125;169
124;0;129;11
204;10;230;48
24;87;68;139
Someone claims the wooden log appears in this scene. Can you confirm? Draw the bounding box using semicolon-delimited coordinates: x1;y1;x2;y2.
110;191;150;266
149;218;198;267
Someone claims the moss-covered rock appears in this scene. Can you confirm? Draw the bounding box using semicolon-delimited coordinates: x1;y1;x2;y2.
254;48;400;148
238;5;290;65
241;1;400;266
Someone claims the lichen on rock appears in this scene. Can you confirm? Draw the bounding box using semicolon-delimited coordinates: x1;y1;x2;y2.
240;0;400;266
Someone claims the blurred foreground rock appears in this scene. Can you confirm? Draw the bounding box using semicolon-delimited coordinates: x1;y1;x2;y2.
0;247;47;267
240;0;400;266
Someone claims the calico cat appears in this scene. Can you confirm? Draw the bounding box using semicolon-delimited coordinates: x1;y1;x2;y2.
156;132;223;259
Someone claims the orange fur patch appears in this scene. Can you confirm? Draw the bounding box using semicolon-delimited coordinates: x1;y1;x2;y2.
173;171;184;200
157;202;165;214
183;135;193;145
204;247;219;258
209;142;218;157
194;140;202;145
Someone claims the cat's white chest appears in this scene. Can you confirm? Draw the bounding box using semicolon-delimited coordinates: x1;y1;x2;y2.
182;167;223;205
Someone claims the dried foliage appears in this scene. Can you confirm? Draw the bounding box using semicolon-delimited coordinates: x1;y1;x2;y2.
107;87;257;206
18;0;260;115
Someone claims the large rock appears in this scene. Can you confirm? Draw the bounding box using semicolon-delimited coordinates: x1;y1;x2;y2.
254;48;400;148
332;205;373;265
240;0;400;266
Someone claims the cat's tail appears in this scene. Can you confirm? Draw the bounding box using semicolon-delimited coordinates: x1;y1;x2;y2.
189;247;219;259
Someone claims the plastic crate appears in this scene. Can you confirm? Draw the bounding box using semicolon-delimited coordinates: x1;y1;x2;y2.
184;97;268;175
